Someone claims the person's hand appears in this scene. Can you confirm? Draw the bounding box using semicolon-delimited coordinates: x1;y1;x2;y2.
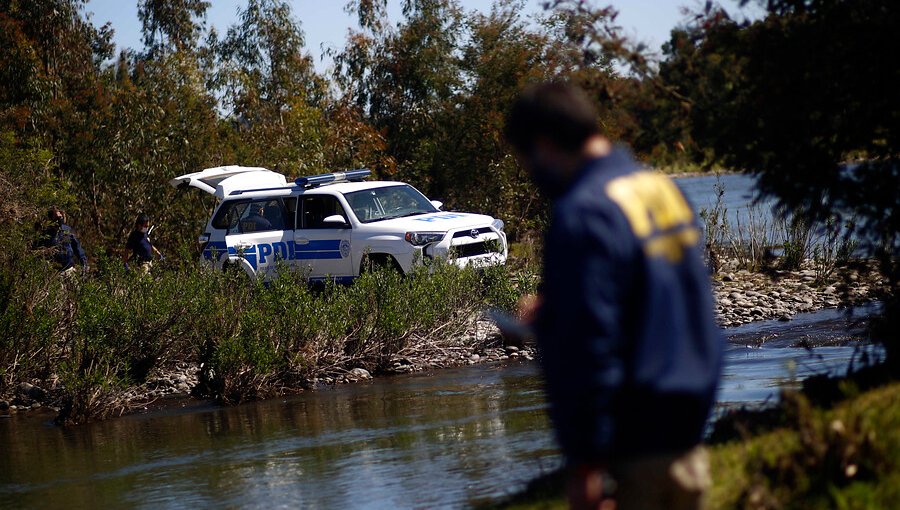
568;464;616;510
517;294;543;325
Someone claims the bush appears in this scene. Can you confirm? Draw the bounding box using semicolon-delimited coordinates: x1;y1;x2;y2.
1;250;528;417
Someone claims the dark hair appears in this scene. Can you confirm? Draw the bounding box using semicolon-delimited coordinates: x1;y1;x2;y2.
135;213;150;226
47;206;62;221
504;81;600;153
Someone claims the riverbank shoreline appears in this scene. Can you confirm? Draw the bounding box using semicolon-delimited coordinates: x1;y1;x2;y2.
0;257;889;422
483;378;900;510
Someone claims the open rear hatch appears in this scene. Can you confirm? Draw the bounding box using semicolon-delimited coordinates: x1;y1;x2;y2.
170;165;287;199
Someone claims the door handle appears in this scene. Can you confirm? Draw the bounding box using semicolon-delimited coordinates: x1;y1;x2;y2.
295;237;310;245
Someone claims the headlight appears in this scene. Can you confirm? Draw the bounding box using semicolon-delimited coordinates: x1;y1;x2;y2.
405;231;446;246
491;219;504;232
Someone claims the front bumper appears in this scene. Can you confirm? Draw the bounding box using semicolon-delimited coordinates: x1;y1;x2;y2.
424;227;508;267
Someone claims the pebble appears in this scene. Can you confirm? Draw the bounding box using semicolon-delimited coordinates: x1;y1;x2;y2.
708;257;885;328
17;382;47;402
349;368;372;380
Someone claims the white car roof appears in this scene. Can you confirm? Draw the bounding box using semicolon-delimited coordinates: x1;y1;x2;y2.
221;181;408;200
172;167;414;201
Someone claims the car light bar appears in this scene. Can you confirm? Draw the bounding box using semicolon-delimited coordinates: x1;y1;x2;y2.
295;169;371;188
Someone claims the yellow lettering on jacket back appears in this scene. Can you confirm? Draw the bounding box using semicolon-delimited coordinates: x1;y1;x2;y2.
605;172;699;262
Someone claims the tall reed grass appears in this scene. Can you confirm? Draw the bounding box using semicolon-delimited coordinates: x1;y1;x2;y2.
0;253;533;424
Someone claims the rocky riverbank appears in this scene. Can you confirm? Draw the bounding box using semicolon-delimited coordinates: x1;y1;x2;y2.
0;258;887;421
711;258;887;327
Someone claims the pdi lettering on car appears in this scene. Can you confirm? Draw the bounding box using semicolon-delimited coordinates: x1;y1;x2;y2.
170;166;508;280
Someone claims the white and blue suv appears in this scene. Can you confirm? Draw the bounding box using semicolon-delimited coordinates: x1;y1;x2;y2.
170;166;508;281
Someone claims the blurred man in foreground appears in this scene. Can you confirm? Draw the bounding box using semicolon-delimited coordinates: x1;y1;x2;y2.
505;81;723;510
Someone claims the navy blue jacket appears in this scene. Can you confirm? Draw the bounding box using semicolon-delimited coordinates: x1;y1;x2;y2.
37;224;88;271
126;230;154;262
535;148;723;463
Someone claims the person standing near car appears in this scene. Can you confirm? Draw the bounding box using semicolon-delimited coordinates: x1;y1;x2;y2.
124;213;162;274
35;206;88;275
504;81;723;510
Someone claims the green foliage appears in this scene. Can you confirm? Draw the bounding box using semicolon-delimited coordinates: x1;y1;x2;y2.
2;0;896;425
138;0;210;57
3;0;695;251
707;384;900;509
210;0;329;176
1;230;527;417
779;215;811;271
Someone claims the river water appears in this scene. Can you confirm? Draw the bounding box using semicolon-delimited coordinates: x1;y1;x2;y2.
0;175;881;509
0;304;881;509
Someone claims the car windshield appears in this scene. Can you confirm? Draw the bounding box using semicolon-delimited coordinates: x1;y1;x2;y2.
343;185;438;223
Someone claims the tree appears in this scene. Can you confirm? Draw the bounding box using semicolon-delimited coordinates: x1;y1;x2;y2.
0;0;113;143
138;0;210;58
663;0;900;367
428;0;553;230
334;0;465;187
212;0;328;176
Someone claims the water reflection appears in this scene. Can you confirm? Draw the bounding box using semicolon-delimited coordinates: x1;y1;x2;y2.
0;364;557;509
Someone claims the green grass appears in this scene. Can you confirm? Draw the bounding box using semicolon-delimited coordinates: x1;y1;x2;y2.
707;383;900;509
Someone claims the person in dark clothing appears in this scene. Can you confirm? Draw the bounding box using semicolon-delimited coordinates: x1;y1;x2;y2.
242;203;272;232
35;206;88;274
124;213;161;273
504;82;723;510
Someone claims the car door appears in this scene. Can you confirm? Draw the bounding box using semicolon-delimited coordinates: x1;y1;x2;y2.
217;198;292;278
295;194;353;280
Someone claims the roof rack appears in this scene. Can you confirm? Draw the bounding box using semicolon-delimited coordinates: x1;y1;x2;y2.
295;169;371;188
229;184;295;196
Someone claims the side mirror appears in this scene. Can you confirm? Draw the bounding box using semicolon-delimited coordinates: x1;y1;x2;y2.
323;215;349;228
430;200;443;211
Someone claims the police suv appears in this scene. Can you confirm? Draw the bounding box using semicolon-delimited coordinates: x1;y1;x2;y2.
170;166;507;280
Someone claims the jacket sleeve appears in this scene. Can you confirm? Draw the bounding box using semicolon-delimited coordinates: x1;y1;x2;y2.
70;230;88;266
538;204;631;463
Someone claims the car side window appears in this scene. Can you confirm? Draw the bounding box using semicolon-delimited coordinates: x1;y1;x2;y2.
213;199;292;234
300;195;347;229
212;201;249;234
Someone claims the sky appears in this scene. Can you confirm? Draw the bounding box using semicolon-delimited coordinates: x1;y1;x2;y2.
84;0;763;72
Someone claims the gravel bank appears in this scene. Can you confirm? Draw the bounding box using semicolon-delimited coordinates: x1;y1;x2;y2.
712;259;886;327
